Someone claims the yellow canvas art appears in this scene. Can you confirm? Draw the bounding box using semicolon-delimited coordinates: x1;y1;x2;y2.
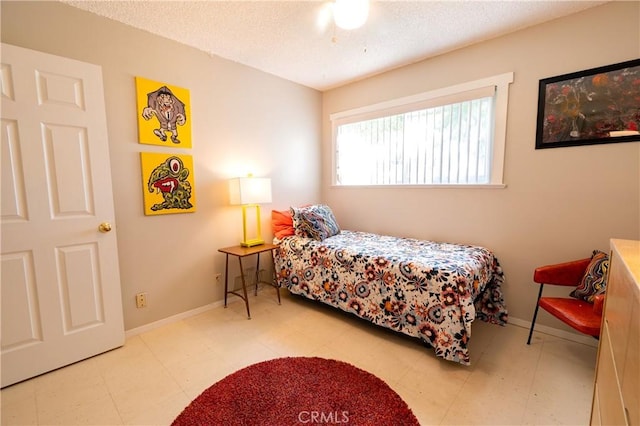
140;152;197;215
136;77;192;148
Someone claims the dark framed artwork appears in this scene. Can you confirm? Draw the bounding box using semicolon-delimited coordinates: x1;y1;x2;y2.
535;58;640;149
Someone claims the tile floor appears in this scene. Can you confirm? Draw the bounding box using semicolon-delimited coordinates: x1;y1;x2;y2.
2;289;597;425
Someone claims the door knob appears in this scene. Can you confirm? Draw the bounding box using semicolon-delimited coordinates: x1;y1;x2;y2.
98;222;112;233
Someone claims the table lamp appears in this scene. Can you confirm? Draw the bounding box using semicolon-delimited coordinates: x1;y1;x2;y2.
228;176;272;247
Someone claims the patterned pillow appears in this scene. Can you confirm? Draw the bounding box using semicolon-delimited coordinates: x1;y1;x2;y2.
570;250;609;302
291;204;340;241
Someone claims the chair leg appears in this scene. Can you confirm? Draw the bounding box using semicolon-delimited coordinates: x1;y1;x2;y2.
527;284;544;345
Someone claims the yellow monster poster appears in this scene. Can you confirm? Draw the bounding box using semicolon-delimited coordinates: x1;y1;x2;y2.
140;152;197;215
136;77;192;148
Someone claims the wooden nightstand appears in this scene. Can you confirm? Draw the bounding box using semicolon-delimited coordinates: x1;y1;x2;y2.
218;243;280;319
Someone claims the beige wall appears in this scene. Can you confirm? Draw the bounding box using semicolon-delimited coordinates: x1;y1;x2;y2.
322;1;640;332
1;1;322;330
2;1;638;338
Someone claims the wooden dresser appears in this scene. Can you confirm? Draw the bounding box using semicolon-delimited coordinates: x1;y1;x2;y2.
591;239;639;426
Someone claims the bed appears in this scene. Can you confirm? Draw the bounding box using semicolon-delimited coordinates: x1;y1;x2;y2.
271;205;508;365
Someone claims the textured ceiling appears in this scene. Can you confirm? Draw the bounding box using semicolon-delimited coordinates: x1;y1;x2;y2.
62;0;608;91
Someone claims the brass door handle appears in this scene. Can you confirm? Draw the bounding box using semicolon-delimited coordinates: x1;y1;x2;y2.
98;222;112;233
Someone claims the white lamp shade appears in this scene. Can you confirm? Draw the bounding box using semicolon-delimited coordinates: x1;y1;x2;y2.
228;177;272;205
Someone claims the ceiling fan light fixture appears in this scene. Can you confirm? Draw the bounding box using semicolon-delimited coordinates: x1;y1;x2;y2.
333;0;370;30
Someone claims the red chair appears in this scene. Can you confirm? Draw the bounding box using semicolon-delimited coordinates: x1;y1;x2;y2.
527;258;604;344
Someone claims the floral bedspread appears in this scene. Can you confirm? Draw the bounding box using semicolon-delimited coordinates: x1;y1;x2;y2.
273;230;508;365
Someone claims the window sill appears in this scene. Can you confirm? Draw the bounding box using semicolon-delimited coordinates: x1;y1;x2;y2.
331;183;507;189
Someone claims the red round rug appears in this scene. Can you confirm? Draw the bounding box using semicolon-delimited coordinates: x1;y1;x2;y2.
172;356;419;425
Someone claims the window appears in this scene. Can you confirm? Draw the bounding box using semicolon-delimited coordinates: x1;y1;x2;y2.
331;72;513;187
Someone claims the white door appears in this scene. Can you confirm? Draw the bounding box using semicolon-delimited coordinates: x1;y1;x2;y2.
1;43;124;388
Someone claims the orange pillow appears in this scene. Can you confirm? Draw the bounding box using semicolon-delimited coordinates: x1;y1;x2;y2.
271;209;295;239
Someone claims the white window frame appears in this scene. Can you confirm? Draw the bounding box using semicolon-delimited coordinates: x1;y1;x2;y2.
330;72;514;188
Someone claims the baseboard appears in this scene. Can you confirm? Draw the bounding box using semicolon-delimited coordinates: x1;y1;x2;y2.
124;300;598;349
124;285;266;338
508;316;599;347
125;300;223;338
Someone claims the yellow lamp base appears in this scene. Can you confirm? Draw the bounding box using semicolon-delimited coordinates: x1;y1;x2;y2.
241;238;265;248
240;204;264;247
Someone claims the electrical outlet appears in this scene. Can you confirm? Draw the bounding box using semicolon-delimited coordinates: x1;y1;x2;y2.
135;292;147;308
